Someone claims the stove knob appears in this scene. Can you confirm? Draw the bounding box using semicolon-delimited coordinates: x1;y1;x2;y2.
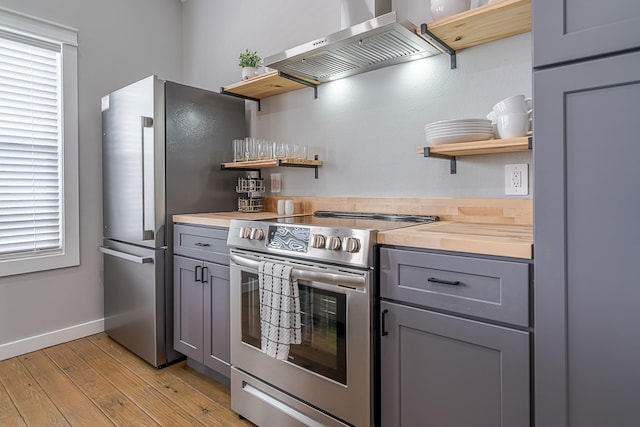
239;226;251;239
249;227;264;241
326;235;342;251
343;237;361;253
310;234;326;249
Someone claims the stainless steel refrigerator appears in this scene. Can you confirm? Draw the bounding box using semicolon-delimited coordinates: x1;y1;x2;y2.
100;75;245;367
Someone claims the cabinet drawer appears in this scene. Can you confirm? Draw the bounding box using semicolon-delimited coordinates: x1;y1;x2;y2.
379;247;530;327
174;224;229;265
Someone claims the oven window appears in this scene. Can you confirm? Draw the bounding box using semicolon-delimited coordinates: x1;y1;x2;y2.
240;270;347;384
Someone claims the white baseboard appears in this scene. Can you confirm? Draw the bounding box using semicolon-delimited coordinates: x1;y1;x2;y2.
0;318;105;361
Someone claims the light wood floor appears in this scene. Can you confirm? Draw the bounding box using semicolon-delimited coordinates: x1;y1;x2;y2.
0;333;255;426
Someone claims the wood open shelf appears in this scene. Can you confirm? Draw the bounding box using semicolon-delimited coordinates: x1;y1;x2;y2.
220;71;320;110
418;136;531;174
417;0;531;66
221;157;323;179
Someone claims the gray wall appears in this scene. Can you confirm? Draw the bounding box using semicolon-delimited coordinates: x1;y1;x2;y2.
182;0;532;198
0;0;532;354
0;0;182;350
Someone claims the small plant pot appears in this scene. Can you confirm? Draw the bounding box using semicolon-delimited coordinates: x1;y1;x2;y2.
241;67;256;80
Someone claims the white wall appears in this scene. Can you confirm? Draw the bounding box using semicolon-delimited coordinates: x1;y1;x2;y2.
182;0;532;198
0;0;183;356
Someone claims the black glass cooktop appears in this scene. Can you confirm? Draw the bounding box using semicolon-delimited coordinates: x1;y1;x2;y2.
266;211;439;232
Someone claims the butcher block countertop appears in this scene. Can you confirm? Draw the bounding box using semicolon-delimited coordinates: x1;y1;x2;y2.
172;211;296;228
174;211;533;260
377;221;533;259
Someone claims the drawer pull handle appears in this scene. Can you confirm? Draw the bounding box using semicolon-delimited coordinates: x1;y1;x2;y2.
428;277;461;286
381;309;389;336
194;242;211;247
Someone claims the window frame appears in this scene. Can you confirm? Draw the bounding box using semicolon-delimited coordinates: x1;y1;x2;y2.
0;7;79;277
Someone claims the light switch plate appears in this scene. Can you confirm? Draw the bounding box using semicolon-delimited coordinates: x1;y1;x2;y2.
505;164;528;195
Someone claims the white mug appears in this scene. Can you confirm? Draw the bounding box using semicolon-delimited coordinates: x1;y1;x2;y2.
277;199;286;215
284;200;294;215
492;94;532;116
496;113;531;139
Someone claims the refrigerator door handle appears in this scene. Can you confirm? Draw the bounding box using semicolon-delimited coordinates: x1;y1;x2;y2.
141;116;155;241
99;246;154;264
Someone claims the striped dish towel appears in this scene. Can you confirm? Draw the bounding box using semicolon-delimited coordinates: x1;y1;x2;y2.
258;261;302;360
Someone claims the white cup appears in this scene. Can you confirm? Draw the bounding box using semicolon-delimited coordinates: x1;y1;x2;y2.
284;200;294;215
492;94;532;116
431;0;471;20
277;199;286;215
496;113;531;139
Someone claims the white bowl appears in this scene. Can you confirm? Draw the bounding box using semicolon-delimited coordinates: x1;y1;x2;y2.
431;0;471;20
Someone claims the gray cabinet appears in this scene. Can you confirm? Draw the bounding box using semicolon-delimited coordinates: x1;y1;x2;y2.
532;0;640;68
533;50;640;427
379;247;531;427
174;254;204;360
173;224;231;378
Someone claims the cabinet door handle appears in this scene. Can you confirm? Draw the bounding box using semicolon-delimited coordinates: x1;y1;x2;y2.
428;277;461;286
194;242;210;247
202;266;208;283
195;265;202;283
381;309;389;336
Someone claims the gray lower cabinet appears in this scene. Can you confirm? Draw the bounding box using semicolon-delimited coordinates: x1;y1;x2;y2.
379;247;531;427
173;224;230;378
533;50;640;427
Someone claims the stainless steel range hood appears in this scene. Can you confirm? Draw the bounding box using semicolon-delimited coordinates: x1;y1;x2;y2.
264;1;444;83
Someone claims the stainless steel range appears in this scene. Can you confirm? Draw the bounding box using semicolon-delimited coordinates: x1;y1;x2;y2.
227;212;438;427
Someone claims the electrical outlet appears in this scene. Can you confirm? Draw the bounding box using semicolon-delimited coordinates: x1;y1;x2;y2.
271;173;281;193
505;164;528;195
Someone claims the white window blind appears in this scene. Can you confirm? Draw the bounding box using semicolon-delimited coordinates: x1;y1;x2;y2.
0;32;62;258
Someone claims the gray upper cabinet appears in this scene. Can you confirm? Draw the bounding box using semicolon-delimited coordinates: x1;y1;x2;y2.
533;50;640;427
532;0;640;68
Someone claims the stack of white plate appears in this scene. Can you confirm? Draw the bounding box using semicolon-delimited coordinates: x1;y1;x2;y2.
424;118;494;145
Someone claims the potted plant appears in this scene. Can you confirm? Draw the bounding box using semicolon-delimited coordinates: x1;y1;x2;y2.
238;49;261;80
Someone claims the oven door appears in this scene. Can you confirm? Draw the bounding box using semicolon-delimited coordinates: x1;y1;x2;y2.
229;249;371;427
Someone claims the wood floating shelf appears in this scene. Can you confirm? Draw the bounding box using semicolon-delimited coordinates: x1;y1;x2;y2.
221;156;323;179
417;0;531;68
220;71;320;111
418;137;532;174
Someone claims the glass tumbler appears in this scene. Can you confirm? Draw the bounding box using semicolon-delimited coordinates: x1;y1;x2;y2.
245;137;257;161
233;139;244;162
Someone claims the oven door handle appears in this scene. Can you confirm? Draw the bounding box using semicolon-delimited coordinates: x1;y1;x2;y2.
230;253;367;288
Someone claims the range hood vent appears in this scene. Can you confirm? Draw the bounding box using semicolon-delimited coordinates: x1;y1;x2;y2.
264;11;444;83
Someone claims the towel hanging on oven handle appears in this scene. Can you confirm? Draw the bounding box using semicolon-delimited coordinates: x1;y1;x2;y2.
230;252;366;289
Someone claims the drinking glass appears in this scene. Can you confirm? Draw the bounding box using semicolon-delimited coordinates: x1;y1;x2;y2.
275;142;287;159
233;139;244;162
258;139;273;160
294;145;307;160
245;137;257;161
